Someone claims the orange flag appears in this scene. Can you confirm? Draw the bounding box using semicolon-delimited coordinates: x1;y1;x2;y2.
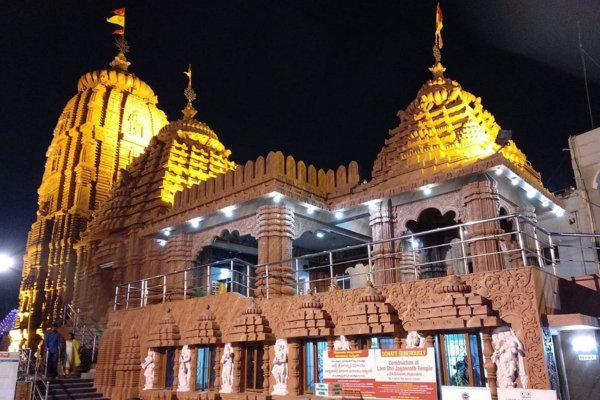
107;7;126;35
435;3;443;49
112;8;126;16
112;28;125;36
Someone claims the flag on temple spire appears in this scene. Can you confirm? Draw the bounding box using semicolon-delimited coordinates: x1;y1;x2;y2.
435;3;443;49
107;8;126;36
184;64;192;88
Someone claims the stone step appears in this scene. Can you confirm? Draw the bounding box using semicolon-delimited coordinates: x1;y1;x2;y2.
50;392;104;400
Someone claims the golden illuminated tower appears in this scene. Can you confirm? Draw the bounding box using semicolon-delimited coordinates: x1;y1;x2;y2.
17;51;168;344
72;68;236;324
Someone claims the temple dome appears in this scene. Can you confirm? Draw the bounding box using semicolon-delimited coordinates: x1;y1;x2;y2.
372;62;541;184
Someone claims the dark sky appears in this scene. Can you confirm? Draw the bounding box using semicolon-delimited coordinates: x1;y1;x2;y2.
1;1;600;317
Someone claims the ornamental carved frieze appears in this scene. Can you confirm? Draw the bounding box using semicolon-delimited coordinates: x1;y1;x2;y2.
146;308;181;348
189;215;256;257
396;189;465;234
282;288;335;338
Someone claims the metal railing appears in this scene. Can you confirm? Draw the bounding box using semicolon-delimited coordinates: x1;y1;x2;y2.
18;348;49;400
113;213;600;310
62;305;100;362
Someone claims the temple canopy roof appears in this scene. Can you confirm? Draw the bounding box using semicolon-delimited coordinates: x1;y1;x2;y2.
372;62;542;186
82;77;236;240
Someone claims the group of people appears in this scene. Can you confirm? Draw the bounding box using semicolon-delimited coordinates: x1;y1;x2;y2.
43;323;82;379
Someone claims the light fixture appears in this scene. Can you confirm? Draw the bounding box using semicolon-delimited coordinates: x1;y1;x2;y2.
306;206;315;214
572;335;597;353
511;178;519;186
366;200;380;211
0;254;14;272
410;238;421;250
274;194;282;203
495;129;512;147
526;190;536;199
157;239;167;247
163;230;171;237
423;186;432;195
495;168;503;176
541;198;549;207
554;207;565;217
221;206;234;217
463;228;468;235
316;231;325;238
335;211;343;220
189;218;200;228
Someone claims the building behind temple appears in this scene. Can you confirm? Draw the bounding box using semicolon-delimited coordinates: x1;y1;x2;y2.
10;23;600;400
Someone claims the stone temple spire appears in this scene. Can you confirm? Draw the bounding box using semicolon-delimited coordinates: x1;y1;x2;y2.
182;64;198;120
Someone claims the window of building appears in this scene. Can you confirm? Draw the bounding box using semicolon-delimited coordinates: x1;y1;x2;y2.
303;340;327;393
336;273;350;290
50;147;62;172
438;333;485;387
357;336;395;349
244;344;264;391
196;347;216;390
165;349;176;388
542;245;560;265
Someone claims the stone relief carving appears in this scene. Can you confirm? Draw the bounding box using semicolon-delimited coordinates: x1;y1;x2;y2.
177;345;192;392
396;189;465;234
190;216;256;257
406;331;425;348
271;338;289;396
219;343;234;393
140;348;155;390
333;335;350;350
492;327;529;389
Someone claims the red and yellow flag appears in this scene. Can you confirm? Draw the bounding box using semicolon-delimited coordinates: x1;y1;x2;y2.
435;3;443;49
107;8;126;35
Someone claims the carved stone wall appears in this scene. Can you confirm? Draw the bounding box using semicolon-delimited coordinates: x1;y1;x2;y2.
91;267;600;400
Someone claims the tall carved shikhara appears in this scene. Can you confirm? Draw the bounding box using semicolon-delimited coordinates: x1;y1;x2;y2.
17;52;168;344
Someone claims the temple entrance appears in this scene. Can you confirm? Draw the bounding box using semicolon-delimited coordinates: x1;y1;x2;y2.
405;208;460;279
194;230;258;296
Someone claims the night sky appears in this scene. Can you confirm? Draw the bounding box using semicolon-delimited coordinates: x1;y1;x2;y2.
1;1;600;318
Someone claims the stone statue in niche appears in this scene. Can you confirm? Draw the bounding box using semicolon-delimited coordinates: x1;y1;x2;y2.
492;327;529;389
141;348;155;390
406;331;425;348
177;345;192;392
219;343;234;393
333;335;350;350
271;338;289;396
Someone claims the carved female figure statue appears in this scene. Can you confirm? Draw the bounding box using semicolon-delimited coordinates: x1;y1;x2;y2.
177;345;192;392
140;349;155;390
492;327;529;389
271;338;289;396
333;335;350;351
406;331;425;349
219;343;234;393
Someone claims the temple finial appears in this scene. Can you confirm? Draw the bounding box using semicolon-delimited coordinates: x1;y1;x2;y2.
433;3;444;64
182;64;198;120
107;8;130;71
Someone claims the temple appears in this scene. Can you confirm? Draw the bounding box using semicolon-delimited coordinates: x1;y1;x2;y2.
11;16;600;400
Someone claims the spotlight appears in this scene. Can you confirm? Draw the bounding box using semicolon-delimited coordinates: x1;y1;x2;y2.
306;206;315;215
0;254;14;272
526;190;536;199
554;207;565;217
572;336;597;353
189;219;200;228
495;168;503;176
163;230;171;237
274;195;282;203
495;129;512;147
158;240;167;247
511;178;519;186
335;211;343;220
423;186;432;195
221;207;234;217
316;231;325;238
541;198;549;207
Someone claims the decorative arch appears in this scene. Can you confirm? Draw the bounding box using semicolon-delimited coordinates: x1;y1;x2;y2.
189;216;256;258
396;190;465;234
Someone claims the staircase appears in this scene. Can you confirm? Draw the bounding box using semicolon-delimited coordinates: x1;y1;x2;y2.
37;378;109;400
62;305;104;367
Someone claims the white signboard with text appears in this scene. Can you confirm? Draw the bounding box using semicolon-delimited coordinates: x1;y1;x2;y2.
323;348;437;399
497;388;557;400
0;352;19;400
441;386;491;400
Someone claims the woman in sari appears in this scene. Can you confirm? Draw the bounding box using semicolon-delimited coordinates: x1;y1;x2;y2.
64;333;81;376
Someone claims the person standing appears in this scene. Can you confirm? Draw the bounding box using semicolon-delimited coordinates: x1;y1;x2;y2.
44;323;61;379
64;333;81;376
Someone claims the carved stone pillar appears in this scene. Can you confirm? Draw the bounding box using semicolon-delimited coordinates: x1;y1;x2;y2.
326;337;334;351
348;336;358;350
214;346;222;392
255;205;296;298
165;234;192;301
263;343;271;394
463;179;505;272
233;345;242;393
288;340;300;395
369;200;403;284
482;329;498;400
424;332;435;349
393;335;402;349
